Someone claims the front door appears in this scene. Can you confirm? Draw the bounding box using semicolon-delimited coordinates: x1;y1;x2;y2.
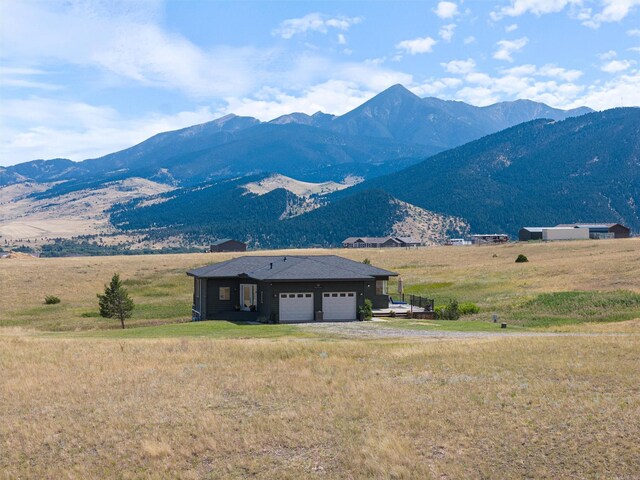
240;284;257;311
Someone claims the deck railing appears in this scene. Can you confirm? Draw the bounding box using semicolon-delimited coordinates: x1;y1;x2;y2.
399;294;435;312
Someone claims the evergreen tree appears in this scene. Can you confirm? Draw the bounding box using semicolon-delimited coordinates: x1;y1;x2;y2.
97;274;134;329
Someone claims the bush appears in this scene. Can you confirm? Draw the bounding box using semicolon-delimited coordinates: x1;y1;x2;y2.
459;302;480;315
358;299;373;321
515;254;529;263
44;295;61;305
362;258;371;265
435;299;460;320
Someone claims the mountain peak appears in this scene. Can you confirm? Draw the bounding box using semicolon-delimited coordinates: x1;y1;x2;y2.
374;84;420;101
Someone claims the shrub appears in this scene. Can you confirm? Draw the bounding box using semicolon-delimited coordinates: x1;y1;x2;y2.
435;299;460;320
515;254;529;263
362;258;371;265
459;302;480;315
358;299;373;321
44;295;61;305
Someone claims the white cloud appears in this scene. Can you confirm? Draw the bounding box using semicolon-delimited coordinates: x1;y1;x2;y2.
491;0;581;21
537;64;583;81
601;59;635;73
0;1;267;99
493;37;529;62
464;36;477;45
411;78;463;97
0;97;217;163
441;59;476;74
505;23;519;32
581;0;640;28
565;71;640;109
0;67;62;91
439;24;456;42
628;29;640;37
337;33;347;45
455;86;500;106
272;13;362;39
396;36;437;55
598;50;618;60
434;2;459;19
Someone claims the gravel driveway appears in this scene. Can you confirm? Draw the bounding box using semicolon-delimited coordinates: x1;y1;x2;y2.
294;320;613;339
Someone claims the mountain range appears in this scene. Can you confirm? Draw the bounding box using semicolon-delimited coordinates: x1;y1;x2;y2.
2;84;638;253
1;84;591;189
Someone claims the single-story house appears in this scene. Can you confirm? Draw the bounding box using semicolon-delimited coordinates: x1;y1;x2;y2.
342;236;422;248
210;239;247;253
187;255;398;323
556;223;630;239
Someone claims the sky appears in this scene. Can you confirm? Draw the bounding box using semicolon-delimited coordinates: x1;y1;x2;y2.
1;0;639;167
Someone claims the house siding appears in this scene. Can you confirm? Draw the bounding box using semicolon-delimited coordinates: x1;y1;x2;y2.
210;240;247;252
197;278;391;322
518;229;543;241
609;224;630;238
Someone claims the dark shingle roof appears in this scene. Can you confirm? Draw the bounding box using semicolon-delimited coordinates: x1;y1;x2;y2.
187;255;397;281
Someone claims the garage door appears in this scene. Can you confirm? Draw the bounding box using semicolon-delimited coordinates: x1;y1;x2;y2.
322;292;357;321
279;292;314;323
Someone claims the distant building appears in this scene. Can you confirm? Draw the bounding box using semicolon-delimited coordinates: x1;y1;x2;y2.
519;223;631;241
519;227;544;242
210;239;247;253
556;223;630;239
542;227;589;241
471;234;509;245
446;238;472;246
342;236;422;248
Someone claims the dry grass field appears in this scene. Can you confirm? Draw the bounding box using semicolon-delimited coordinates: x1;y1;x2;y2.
2;239;640;331
1;239;640;478
2;335;639;479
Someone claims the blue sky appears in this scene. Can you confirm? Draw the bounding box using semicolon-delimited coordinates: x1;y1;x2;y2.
1;0;639;166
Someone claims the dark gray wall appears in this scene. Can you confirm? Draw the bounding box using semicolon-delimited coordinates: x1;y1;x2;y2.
210;240;247;252
519;229;543;241
196;276;392;321
610;224;631;238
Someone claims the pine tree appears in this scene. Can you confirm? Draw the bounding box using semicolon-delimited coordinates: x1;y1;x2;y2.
97;273;135;329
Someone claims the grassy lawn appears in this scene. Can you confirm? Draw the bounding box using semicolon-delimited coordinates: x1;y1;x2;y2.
75;320;314;339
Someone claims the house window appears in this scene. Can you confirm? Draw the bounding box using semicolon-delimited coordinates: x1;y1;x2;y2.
376;280;388;295
219;287;230;301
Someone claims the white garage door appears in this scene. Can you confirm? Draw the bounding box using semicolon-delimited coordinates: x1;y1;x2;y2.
279;292;314;323
322;292;357;321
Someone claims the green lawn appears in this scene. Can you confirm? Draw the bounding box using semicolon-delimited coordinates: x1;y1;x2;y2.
71;320;315;339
